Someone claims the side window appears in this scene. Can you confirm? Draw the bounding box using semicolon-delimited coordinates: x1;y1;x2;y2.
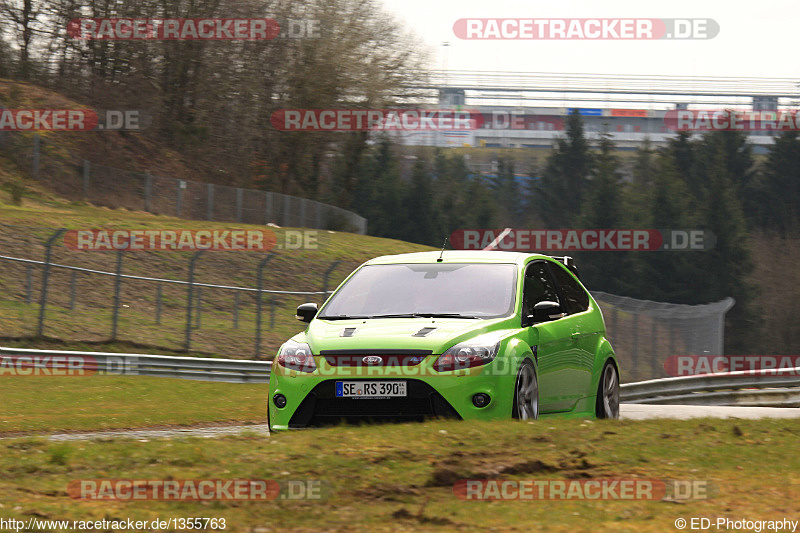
548;263;590;314
522;261;560;316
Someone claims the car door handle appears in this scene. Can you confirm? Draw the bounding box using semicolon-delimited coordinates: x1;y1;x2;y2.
571;332;580;340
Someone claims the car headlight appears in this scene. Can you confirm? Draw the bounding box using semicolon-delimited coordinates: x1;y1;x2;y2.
276;340;316;373
434;340;500;372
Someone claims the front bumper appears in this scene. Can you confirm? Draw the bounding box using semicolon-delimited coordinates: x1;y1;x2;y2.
268;358;518;430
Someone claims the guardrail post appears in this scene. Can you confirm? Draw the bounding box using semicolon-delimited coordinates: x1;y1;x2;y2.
322;261;341;303
184;250;205;351
254;253;275;358
36;228;66;337
110;251;124;340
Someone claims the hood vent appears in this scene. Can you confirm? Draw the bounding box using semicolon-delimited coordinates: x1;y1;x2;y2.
340;327;357;337
412;327;437;337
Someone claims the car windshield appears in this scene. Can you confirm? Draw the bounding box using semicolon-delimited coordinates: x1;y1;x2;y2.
318;263;517;319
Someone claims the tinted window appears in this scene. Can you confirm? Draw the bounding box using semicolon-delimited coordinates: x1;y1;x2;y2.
522;262;560;316
319;263;517;319
548;263;590;314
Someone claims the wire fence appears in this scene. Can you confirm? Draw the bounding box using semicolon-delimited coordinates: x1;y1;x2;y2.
0;226;359;359
0;228;735;376
7;132;367;234
593;291;735;382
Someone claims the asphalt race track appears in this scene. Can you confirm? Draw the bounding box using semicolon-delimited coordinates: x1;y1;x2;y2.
620;404;800;420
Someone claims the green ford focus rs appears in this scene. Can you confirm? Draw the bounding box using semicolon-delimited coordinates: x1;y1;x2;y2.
267;251;619;430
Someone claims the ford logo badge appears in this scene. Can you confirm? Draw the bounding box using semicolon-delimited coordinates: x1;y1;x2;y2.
362;356;383;366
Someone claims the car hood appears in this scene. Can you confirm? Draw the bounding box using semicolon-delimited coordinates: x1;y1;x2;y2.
302;316;513;354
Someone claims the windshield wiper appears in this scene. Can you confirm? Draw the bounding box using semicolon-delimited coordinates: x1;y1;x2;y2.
366;313;480;319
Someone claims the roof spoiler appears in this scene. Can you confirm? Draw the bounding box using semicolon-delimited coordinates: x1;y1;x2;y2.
549;255;580;279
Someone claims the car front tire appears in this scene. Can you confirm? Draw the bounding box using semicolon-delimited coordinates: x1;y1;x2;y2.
513;360;539;420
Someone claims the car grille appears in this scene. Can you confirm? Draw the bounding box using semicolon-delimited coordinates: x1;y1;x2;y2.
288;379;460;428
319;349;433;367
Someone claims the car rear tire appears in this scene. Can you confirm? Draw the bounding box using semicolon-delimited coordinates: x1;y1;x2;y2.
596;361;620;419
513;360;539;420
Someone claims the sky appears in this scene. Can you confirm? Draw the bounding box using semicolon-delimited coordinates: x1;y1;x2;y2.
379;0;800;80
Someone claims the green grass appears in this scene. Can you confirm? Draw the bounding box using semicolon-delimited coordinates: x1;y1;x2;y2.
0;418;797;532
0;376;266;435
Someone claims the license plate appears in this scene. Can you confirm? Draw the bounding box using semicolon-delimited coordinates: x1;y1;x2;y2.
335;381;407;398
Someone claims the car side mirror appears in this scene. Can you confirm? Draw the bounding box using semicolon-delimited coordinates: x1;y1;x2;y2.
531;301;564;323
296;303;318;323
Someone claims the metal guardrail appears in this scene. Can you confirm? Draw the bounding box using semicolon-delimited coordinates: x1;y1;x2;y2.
0;347;271;384
620;367;800;407
4;346;799;407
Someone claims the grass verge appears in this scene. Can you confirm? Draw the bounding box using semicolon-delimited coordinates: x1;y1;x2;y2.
1;376;266;435
0;418;798;532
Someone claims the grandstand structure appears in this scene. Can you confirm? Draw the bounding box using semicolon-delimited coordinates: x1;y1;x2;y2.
396;71;800;151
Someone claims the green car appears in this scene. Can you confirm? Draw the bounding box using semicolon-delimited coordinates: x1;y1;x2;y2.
268;251;619;430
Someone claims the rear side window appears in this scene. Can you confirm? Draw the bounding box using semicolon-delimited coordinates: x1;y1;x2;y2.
548;263;590;314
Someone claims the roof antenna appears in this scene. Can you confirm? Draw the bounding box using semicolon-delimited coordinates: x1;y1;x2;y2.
437;237;448;262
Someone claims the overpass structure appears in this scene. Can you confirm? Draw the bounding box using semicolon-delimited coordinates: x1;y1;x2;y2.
396;71;800;150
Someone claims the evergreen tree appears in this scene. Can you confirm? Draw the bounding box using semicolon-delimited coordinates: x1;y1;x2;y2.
579;131;626;292
492;157;522;227
466;175;496;231
626;138;656;227
634;152;705;302
535;109;592;227
696;130;756;225
695;137;759;353
432;149;470;236
755;130;800;235
400;159;441;246
351;136;405;239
